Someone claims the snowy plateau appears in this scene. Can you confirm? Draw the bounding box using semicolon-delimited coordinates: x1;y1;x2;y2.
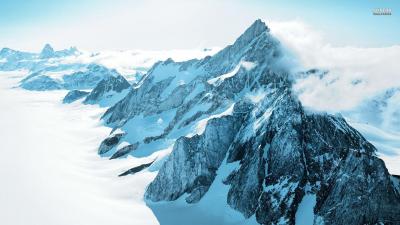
0;19;399;225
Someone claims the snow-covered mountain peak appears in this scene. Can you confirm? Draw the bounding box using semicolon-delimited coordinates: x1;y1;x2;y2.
201;19;280;78
237;19;270;44
101;19;288;128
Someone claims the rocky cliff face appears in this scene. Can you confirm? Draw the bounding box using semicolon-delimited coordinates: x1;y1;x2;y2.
83;73;131;106
138;20;400;224
146;112;244;204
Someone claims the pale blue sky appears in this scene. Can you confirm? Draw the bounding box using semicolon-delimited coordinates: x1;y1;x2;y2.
0;0;399;51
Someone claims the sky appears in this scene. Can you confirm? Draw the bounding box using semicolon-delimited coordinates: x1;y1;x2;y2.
0;0;399;51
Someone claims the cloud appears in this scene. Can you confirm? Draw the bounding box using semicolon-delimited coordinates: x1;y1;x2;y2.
268;20;400;112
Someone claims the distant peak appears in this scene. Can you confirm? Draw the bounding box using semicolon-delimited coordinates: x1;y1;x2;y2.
42;43;54;52
251;19;269;31
40;43;55;58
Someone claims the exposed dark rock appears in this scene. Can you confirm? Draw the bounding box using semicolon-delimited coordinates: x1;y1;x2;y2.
145;113;244;203
62;90;89;103
83;73;131;105
316;152;400;225
118;160;155;177
98;133;125;155
110;142;139;160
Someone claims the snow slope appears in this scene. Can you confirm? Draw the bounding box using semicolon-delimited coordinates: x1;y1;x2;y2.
295;185;316;225
0;71;158;225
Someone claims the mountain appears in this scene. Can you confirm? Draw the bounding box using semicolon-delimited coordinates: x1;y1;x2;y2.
20;64;120;91
99;19;283;157
98;19;400;224
83;73;131;106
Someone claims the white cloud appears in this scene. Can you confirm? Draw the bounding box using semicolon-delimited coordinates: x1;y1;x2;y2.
268;20;400;112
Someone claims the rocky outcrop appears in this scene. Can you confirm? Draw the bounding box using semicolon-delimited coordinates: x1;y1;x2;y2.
83;73;131;106
62;90;89;103
110;142;139;159
98;132;125;155
119;160;155;177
